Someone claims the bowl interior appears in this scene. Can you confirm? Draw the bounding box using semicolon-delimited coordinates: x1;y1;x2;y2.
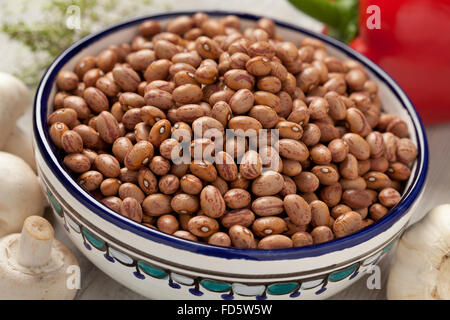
34;11;428;260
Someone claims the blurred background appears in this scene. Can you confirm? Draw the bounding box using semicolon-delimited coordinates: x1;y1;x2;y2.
0;0;449;300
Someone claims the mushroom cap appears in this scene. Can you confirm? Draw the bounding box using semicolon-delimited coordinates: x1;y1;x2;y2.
0;72;30;149
0;233;78;300
0;152;45;237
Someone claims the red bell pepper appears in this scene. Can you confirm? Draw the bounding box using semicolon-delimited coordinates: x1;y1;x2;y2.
289;0;450;124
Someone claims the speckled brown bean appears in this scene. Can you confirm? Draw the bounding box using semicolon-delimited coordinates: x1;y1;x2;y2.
119;168;139;184
364;171;392;190
200;185;226;218
96;111;121;144
75;56;97;78
301;125;322;150
111;137;132;164
370;157;389;172
195;36;223;60
387;162;411;181
172;84;203;104
136;168;157;195
158;174;180;195
221;209;255;228
73;125;99;149
396;138;418;165
292;232;313;247
251;171;284;196
139;19;161;36
383;132;398;162
148;157;170;177
188;215;219;237
342;189;372;209
224;69;255;90
339;154;359;180
239;150;262;180
144;89;174;110
61;130;83;153
120;197;143;223
278;139;309;162
63;96;91;120
112;65;140;92
94;154;120;178
49;122;69;148
142;193;172;216
327;139;348;163
258;235;293;249
148;119;171;148
189;161;218;182
297;67;320;92
311;165;339;185
223;189;251;209
281;159;302;177
229;225;255;249
252;196;284;216
246;56;271;76
369;203;389;221
56;71;79;91
294;172;319;193
119;92;145;110
252;217;286;237
310;200;331;227
100;178;121;196
310;226;334;244
179;174;203;195
283;194;312;226
319;183;342;207
155;215;178;235
133;122;149;142
78;170;103;191
342;133;370;160
118;182;145;204
171;193;199;214
272;170;292;193
176;104;208;123
378;188;401;207
365;131;385;158
310;144;332;165
331;204;352;219
63;153;91;173
97;49;117;72
48;108;78;128
324;91;346;120
208;232;231;247
275;121;303;141
346;108;371;137
144;59;172;82
340;177;367;191
211;177;229;196
195;64;219;85
228;89;254;114
101;196;122;212
333;211;362;238
124;141;154;170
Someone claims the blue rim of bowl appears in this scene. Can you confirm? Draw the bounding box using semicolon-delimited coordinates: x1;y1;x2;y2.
34;10;428;261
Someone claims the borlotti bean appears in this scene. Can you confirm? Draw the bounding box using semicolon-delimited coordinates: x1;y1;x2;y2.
48;14;418;249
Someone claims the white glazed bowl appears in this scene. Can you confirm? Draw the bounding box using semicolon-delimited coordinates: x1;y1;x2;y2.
33;11;428;300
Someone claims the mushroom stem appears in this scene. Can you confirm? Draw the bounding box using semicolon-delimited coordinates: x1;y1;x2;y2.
17;216;54;268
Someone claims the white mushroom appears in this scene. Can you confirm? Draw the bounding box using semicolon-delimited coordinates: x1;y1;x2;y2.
0;72;30;149
0;151;45;237
3;125;36;172
387;204;450;300
0;216;79;299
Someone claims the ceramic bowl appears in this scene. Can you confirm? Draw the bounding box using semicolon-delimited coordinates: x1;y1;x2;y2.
33;11;428;300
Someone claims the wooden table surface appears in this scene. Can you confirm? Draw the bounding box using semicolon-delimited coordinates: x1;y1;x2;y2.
4;0;450;301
